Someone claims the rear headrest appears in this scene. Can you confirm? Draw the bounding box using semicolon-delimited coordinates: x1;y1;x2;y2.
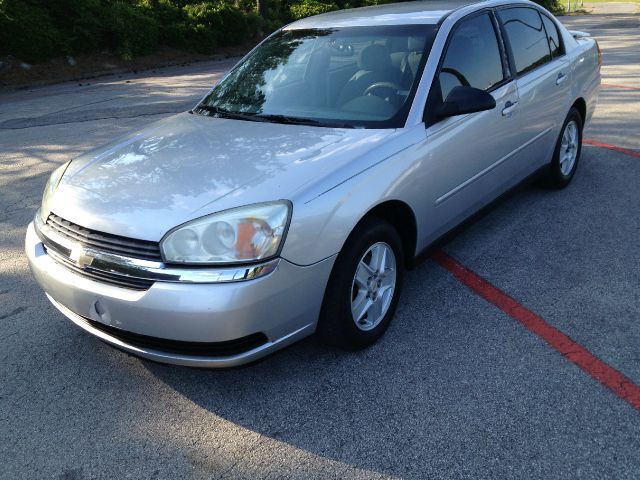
408;36;426;52
358;44;392;72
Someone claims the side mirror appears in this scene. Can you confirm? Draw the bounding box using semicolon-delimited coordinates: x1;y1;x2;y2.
436;86;496;118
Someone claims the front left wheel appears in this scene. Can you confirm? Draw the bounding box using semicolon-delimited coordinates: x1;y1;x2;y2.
317;217;404;350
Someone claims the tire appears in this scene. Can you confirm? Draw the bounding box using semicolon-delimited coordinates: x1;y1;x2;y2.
317;217;404;350
541;107;583;189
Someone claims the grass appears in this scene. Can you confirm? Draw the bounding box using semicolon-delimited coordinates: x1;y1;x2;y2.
561;0;640;14
580;0;640;3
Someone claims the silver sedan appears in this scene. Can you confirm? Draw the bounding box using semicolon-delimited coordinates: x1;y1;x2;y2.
26;0;601;367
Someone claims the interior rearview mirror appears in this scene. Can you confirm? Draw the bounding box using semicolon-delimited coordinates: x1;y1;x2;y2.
436;86;496;118
330;42;354;57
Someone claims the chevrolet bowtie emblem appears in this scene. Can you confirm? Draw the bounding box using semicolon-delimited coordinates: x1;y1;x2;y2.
69;245;93;269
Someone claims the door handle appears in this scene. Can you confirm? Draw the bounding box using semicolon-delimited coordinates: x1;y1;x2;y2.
556;72;567;85
502;100;518;116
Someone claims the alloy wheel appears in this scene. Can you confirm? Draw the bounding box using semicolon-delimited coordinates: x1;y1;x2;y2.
350;242;397;331
560;120;579;176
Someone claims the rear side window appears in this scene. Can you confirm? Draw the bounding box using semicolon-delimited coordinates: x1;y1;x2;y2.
499;7;551;75
439;13;505;99
541;14;562;58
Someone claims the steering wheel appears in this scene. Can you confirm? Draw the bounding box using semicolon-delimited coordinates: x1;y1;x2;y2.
363;82;402;100
440;67;470;87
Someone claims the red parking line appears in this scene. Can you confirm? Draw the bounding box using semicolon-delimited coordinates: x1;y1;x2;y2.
601;83;640;91
584;138;640;158
432;250;640;411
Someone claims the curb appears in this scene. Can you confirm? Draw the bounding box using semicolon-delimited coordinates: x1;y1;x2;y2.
0;53;244;93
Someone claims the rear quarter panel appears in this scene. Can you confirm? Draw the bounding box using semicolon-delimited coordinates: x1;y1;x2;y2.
554;13;600;123
569;37;601;125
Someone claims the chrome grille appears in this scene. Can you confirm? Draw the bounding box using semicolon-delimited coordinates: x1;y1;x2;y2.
36;214;161;291
45;246;155;290
46;214;162;261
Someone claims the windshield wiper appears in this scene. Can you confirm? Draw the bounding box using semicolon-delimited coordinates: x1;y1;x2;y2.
194;105;264;123
194;105;355;128
257;114;357;128
195;106;310;125
253;114;322;126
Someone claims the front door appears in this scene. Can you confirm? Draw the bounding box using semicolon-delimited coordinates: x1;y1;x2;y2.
417;11;525;244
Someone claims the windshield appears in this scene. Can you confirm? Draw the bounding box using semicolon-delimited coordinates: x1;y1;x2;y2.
197;25;438;128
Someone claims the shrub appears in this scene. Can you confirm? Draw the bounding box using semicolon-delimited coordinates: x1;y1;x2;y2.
0;0;66;62
182;2;249;52
534;0;563;13
104;2;160;59
244;11;264;39
139;0;190;48
33;0;105;54
344;0;397;6
216;5;248;45
289;0;338;20
182;2;223;53
0;0;568;64
0;1;10;57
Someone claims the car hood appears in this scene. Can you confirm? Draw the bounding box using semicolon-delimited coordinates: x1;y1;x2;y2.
52;113;406;241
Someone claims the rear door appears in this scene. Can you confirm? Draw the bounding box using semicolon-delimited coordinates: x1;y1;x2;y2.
418;11;525;242
497;7;572;170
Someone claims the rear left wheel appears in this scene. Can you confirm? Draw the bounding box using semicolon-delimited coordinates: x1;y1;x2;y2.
541;107;583;188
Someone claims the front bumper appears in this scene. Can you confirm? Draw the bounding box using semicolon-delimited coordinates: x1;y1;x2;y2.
25;222;336;367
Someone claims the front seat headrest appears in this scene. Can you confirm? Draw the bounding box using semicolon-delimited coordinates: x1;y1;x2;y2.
358;44;392;72
408;36;426;52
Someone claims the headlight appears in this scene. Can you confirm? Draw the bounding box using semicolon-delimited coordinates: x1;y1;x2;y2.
40;161;70;222
161;201;291;265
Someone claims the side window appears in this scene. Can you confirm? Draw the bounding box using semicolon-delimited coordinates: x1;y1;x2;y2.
541;14;562;58
498;7;552;75
438;13;505;99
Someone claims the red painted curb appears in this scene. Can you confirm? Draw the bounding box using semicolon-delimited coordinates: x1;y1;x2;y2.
432;250;640;411
601;83;640;91
584;138;640;159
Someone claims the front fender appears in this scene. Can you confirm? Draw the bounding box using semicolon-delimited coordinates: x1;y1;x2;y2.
280;129;429;266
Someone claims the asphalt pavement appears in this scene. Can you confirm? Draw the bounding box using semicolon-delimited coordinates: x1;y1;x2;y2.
1;12;639;480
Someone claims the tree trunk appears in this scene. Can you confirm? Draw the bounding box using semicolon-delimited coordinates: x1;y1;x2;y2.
258;0;268;18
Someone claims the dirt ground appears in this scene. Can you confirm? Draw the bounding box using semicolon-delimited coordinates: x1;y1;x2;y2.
0;45;249;90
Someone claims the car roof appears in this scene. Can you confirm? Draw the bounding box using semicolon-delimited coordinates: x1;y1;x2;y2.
285;0;486;29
